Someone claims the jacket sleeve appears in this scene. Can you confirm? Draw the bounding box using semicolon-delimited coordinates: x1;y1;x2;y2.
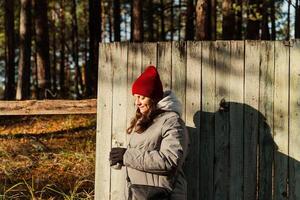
123;116;188;175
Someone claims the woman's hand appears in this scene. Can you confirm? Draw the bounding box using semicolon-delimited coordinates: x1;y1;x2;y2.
109;147;127;166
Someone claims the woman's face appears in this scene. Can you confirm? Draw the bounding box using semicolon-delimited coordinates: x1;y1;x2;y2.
134;94;152;115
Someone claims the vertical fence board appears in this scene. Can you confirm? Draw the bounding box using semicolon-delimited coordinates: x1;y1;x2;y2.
289;40;300;200
95;44;113;200
214;41;230;200
274;41;289;200
110;43;128;200
142;43;157;70
229;41;244;200
185;41;201;200
157;42;172;90
171;41;187;118
244;41;260;200
127;43;143;121
258;41;275;200
200;41;215;200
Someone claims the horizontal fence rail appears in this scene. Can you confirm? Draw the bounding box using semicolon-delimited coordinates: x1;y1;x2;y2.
95;41;300;200
0;99;97;115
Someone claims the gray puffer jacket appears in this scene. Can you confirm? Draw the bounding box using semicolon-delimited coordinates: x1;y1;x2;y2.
123;90;189;200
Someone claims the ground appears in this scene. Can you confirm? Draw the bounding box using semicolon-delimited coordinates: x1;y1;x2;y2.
0;115;96;199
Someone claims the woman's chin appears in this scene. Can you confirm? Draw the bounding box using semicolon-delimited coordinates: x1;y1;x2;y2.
140;110;149;115
140;110;146;115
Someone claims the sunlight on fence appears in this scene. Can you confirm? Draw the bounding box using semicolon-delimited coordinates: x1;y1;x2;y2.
95;41;300;200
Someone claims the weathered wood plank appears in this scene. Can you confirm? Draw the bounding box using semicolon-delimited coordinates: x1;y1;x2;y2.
185;41;201;200
171;41;186;118
229;41;244;200
110;43;128;200
273;41;289;200
214;41;230;200
142;42;157;70
244;40;260;200
127;43;142;126
126;44;143;199
258;41;275;200
157;42;172;91
200;41;215;200
0;99;96;115
95;43;113;200
288;40;300;200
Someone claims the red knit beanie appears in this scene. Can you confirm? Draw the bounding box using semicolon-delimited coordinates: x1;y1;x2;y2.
132;66;163;101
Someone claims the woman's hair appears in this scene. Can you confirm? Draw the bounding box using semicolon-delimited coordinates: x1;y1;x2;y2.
126;99;164;134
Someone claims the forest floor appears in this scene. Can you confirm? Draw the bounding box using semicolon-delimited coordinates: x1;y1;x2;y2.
0;115;96;199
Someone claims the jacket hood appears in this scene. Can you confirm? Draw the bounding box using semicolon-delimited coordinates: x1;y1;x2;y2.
156;90;182;116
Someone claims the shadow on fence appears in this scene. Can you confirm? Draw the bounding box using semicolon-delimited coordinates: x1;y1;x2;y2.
184;101;298;200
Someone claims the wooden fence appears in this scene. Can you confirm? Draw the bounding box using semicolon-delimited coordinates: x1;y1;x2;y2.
95;41;300;200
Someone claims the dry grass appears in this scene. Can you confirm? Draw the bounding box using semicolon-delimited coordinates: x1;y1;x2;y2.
0;115;96;135
0;115;96;199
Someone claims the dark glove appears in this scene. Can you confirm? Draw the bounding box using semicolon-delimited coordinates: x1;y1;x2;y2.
109;147;127;166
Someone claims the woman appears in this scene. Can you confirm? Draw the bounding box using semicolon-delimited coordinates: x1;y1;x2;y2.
109;66;189;200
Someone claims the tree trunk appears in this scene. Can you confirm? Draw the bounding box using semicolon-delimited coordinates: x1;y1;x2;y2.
32;15;38;99
235;0;243;39
83;2;88;94
222;0;235;39
170;0;174;40
72;0;83;99
178;0;182;40
146;0;154;41
59;0;66;98
195;0;211;40
185;0;194;40
246;0;261;39
50;5;57;95
87;0;101;97
210;0;216;40
132;0;143;42
160;0;166;41
16;0;32;100
270;0;276;40
34;0;51;99
65;63;71;97
261;0;270;40
286;0;290;40
108;0;113;42
4;0;15;100
113;0;121;41
296;0;300;38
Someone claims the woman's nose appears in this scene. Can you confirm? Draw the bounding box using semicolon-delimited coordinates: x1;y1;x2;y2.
135;99;140;106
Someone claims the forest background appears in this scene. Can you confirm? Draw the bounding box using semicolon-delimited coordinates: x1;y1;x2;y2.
0;0;299;100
